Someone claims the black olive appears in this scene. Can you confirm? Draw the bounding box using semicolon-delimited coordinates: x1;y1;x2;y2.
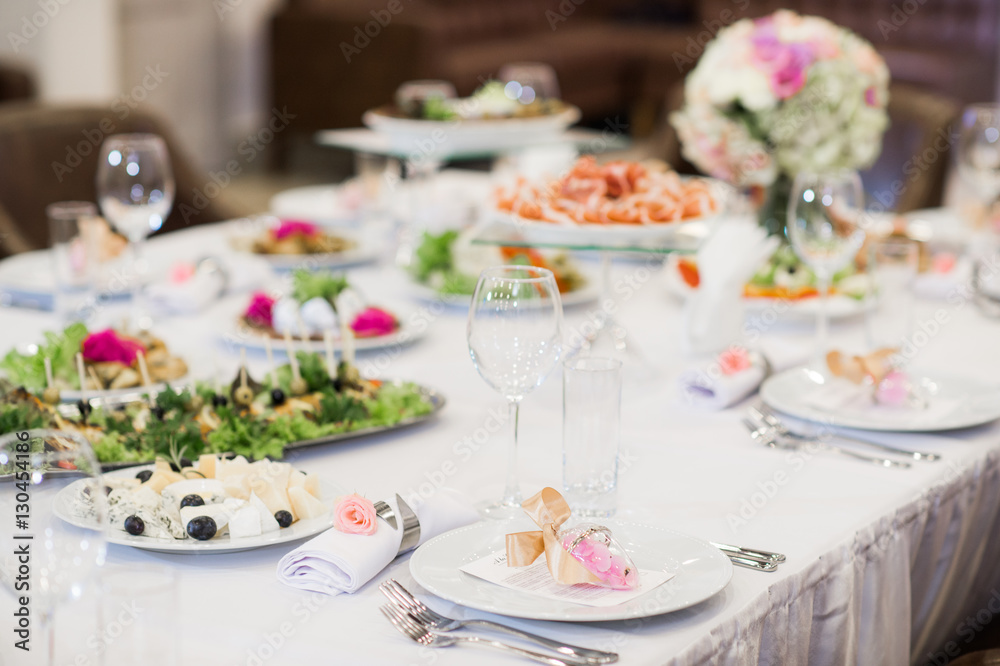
180;457;192;469
124;515;145;536
331;377;343;392
151;406;166;421
274;510;293;528
186;516;217;541
180;494;205;509
270;388;286;406
135;469;153;483
211;394;228;408
77;399;92;419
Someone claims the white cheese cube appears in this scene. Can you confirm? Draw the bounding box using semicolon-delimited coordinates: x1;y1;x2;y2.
250;492;281;533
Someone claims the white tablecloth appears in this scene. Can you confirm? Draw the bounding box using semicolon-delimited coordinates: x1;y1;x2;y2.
3;221;1000;666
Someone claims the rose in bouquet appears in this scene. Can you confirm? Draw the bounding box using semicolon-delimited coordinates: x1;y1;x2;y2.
670;10;889;189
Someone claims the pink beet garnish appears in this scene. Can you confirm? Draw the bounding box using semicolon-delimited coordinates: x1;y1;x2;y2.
81;329;146;366
245;292;276;328
272;220;318;240
350;307;397;338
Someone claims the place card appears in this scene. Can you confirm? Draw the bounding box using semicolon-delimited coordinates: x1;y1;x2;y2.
460;551;673;608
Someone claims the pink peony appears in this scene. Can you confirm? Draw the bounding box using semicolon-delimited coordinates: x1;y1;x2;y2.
718;347;752;375
350;307;398;338
333;494;378;535
245;292;276;328
272;219;318;240
81;329;146;366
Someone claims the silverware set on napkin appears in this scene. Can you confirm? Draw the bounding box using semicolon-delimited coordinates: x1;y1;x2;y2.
742;404;941;469
379;578;619;665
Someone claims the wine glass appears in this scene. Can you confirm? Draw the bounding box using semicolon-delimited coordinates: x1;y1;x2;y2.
468;266;563;518
957;104;1000;219
787;170;866;370
0;429;107;665
96;133;175;331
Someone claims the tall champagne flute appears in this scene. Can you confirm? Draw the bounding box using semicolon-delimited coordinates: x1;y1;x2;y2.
97;134;175;331
0;430;107;665
787;171;866;370
468;266;563;518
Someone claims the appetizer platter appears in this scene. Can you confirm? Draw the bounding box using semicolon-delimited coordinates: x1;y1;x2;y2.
664;245;873;319
54;456;342;553
0;323;187;401
229;218;378;270
0;352;442;467
240;270;423;353
408;228;597;307
492;157;722;245
363;80;581;155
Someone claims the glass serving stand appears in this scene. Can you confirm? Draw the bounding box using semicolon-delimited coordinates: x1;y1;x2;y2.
470;219;713;365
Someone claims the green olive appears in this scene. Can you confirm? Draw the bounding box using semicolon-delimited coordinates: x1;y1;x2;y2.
233;386;255;407
42;386;61;405
290;377;308;396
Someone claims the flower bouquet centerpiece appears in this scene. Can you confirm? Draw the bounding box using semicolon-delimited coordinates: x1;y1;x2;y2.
671;10;890;237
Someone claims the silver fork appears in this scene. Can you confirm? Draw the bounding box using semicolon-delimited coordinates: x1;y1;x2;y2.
742;419;912;469
750;405;940;462
380;604;592;666
379;579;618;663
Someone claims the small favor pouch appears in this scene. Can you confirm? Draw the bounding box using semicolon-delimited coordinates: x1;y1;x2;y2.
506;487;639;590
827;349;926;408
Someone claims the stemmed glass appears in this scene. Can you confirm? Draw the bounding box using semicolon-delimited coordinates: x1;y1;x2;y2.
96;133;175;331
787;170;866;370
468;266;563;518
0;430;107;665
957;104;1000;219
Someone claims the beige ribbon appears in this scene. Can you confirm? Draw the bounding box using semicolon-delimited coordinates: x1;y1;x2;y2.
827;348;897;386
505;487;601;585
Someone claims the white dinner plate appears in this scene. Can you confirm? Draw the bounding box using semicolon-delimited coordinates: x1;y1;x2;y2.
53;466;342;554
761;366;1000;432
363;106;581;156
409;519;733;622
239;314;425;355
407;279;600;310
228;226;379;272
491;210;716;248
662;255;873;320
269;182;365;225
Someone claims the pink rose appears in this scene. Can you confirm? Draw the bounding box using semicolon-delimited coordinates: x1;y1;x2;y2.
333;494;378;535
272;219;318;240
718;347;752;376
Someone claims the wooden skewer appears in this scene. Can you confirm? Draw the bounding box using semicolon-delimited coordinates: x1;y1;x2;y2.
87;366;102;391
339;316;356;367
136;351;152;387
283;329;300;383
44;357;54;388
263;335;276;387
239;348;248;390
323;329;335;377
75;353;87;397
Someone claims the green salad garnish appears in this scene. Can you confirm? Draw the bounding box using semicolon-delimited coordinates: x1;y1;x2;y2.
0;322;88;390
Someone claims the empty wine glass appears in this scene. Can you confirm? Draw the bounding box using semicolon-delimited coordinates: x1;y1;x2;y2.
957;104;1000;219
787;170;866;370
468;266;563;518
0;429;107;666
96;133;175;331
499;62;560;103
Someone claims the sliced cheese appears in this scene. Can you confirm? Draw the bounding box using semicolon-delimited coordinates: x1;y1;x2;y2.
197;454;217;479
249;476;294;520
249;492;280;533
303;473;321;500
229;505;262;539
288;486;329;521
288;470;306;490
222;475;251;500
180;502;238;532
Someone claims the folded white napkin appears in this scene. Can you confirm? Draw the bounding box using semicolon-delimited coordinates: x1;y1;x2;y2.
682;221;779;355
146;255;268;315
678;338;812;410
679;359;766;410
276;489;479;596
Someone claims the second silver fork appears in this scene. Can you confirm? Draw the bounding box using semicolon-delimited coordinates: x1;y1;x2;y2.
379;579;618;664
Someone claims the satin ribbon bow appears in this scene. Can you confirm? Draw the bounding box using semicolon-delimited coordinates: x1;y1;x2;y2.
505;487;601;585
827;348;897;385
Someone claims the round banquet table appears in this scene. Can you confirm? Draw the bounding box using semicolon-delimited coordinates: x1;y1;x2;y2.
3;219;1000;666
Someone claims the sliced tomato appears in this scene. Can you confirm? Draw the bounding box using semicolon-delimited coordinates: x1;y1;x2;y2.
677;258;700;288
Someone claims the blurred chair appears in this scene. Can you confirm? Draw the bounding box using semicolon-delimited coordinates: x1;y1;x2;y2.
0;60;36;104
951;649;1000;665
0;103;240;259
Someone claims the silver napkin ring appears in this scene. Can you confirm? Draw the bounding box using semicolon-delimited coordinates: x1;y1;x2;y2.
396;493;421;555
